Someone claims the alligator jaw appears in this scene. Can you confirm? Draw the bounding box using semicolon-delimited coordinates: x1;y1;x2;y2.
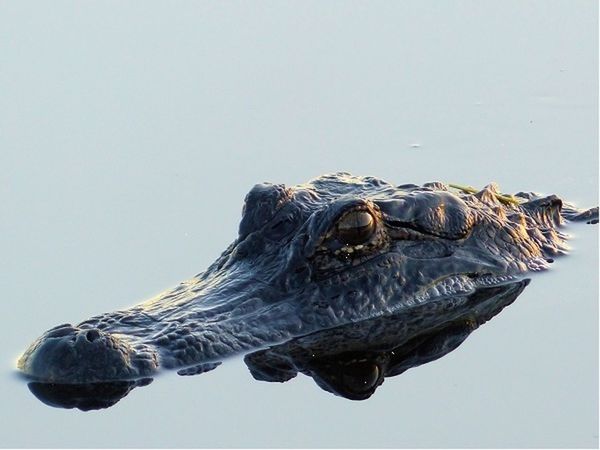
15;260;533;383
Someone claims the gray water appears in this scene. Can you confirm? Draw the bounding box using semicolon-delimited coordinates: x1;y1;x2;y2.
1;1;598;447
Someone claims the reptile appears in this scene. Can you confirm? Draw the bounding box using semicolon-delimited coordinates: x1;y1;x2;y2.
26;280;527;409
18;172;598;385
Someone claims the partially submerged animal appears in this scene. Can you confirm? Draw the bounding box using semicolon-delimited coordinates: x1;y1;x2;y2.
18;173;598;385
27;280;528;409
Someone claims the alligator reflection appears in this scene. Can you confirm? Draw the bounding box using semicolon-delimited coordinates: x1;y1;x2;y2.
245;279;529;400
27;280;528;409
27;378;152;411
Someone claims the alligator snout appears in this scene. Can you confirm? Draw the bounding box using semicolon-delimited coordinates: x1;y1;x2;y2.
18;324;158;383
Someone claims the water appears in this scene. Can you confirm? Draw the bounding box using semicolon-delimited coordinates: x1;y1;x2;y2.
1;1;597;447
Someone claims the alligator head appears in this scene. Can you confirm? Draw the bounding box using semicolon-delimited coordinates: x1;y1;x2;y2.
18;173;598;384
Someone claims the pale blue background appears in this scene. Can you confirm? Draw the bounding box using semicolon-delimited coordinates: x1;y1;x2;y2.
1;0;597;447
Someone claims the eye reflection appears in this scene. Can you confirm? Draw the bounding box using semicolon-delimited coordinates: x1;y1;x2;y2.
340;362;381;394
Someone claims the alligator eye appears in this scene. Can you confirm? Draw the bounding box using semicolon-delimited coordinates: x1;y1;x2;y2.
337;210;375;245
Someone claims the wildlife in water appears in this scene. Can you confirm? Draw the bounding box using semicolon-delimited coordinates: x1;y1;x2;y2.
28;280;528;410
18;173;598;409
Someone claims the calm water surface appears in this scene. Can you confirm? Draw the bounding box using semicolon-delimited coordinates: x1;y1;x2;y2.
1;1;597;447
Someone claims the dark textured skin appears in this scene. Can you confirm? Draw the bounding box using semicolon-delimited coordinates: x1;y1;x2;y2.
17;173;598;383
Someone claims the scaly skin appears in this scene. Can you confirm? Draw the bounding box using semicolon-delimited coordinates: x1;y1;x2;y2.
17;173;598;383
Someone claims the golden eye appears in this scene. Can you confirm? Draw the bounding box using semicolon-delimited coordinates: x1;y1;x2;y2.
337;210;376;245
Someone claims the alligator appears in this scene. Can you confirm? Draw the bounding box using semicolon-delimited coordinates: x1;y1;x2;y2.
18;172;598;388
26;280;527;409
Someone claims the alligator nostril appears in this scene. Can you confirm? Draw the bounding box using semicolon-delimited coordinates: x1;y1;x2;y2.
85;329;100;342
